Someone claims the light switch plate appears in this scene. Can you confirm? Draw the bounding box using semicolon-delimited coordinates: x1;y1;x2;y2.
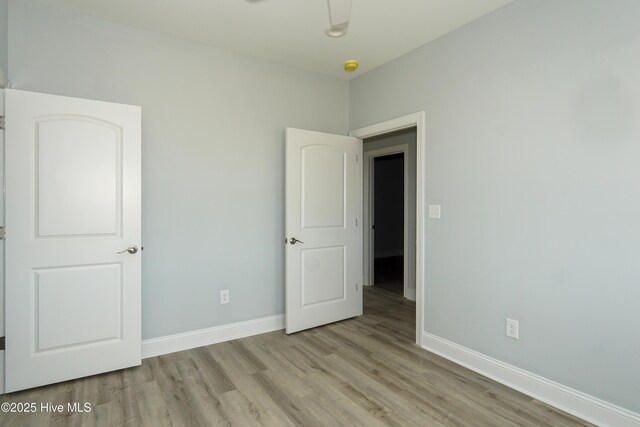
428;204;442;219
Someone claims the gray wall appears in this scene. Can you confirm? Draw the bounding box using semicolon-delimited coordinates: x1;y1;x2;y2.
365;128;417;292
8;0;349;340
0;0;7;76
373;154;404;258
351;0;640;412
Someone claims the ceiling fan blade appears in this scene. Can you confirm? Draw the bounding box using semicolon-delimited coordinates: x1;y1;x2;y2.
327;0;351;26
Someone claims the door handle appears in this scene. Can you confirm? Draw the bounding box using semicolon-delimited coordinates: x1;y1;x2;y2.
289;238;304;245
117;245;138;255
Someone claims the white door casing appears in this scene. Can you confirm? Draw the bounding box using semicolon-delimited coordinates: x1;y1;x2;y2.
0;89;5;395
5;89;142;392
285;128;362;334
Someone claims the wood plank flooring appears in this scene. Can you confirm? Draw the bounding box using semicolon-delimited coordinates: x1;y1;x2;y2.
0;287;593;426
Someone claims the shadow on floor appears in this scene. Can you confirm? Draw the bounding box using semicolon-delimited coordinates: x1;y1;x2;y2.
374;255;403;294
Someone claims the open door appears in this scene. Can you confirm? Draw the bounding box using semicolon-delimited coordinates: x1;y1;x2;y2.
285;128;362;334
5;89;142;392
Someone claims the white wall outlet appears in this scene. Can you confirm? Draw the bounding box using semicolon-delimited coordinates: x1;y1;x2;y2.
506;318;519;339
220;289;229;305
428;204;441;219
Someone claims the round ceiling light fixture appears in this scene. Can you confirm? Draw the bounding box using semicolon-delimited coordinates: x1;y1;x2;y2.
344;60;359;73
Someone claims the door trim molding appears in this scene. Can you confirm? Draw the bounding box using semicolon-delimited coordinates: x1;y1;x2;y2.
350;111;426;345
142;314;285;359
0;352;4;394
363;144;411;300
422;332;640;427
0;67;7;89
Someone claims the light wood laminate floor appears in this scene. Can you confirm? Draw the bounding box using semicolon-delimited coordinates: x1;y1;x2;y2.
1;287;592;426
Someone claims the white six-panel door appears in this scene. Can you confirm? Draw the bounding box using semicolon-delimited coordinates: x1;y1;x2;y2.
5;89;142;392
285;128;362;334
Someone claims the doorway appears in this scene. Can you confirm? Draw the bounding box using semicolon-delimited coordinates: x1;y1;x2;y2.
351;112;425;345
373;153;406;295
363;136;414;301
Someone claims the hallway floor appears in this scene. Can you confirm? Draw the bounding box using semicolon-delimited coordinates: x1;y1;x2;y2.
373;255;404;295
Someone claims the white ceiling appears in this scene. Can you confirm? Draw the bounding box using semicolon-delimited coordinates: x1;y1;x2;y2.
39;0;513;79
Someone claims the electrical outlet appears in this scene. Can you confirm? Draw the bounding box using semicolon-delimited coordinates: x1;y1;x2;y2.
220;289;229;305
506;318;519;339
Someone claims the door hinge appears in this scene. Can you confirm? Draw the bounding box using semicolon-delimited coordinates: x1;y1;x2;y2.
356;283;358;291
356;154;358;162
0;226;4;240
0;116;5;130
0;336;5;351
356;219;358;227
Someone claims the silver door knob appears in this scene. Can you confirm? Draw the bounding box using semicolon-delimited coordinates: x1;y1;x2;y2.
289;238;304;245
117;245;138;254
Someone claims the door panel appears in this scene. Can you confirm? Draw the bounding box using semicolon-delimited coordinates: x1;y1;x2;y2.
285;128;362;334
36;117;122;237
302;146;345;228
301;246;345;307
36;264;122;352
5;89;141;392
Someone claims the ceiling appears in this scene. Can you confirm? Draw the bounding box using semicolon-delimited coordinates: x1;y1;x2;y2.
38;0;513;79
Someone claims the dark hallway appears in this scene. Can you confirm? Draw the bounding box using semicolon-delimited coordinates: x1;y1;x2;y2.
373;153;404;295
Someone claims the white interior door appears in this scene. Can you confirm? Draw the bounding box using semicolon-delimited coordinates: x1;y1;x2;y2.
285;128;362;334
5;89;142;392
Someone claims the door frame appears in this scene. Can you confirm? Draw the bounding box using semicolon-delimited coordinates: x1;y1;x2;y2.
0;89;5;394
363;144;411;301
350;111;426;346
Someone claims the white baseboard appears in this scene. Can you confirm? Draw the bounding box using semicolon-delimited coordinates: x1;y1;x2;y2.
142;314;285;359
422;332;640;427
0;351;4;394
404;288;416;301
